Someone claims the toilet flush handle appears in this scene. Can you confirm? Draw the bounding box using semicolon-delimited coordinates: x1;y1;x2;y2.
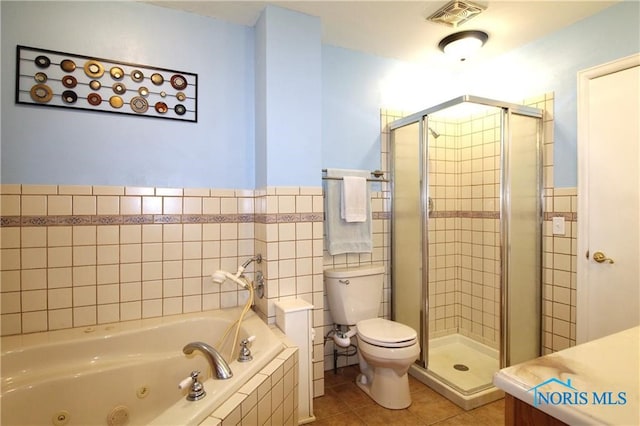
338;279;350;285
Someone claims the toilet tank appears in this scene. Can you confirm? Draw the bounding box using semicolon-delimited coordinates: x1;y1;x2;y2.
324;264;385;325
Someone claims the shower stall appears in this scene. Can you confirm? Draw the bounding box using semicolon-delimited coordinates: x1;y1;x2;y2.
389;95;543;410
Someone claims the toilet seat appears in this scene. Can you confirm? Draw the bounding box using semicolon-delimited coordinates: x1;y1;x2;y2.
357;318;417;348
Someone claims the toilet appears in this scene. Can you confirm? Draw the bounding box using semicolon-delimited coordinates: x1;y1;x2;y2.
324;264;420;409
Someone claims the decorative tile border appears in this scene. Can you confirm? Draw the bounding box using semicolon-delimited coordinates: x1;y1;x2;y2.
430;210;500;219
544;212;577;221
373;211;390;220
427;211;576;221
0;213;328;227
254;213;324;224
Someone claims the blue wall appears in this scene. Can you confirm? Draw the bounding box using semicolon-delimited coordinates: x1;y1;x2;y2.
255;6;322;188
320;1;640;188
2;1;639;189
321;46;403;172
464;1;640;187
1;1;255;189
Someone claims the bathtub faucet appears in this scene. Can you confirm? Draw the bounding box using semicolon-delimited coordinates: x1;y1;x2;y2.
183;342;233;380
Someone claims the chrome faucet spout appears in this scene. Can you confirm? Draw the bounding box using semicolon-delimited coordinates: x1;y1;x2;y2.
183;341;233;379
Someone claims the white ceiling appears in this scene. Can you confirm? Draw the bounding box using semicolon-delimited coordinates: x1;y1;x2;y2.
146;1;618;63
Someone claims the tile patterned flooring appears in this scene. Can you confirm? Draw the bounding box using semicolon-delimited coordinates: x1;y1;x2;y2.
312;366;505;425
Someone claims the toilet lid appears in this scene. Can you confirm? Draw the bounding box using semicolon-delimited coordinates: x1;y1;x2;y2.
357;318;417;348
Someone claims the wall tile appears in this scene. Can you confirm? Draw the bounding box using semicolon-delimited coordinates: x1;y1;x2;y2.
97;196;120;215
49;308;72;330
97;304;120;324
120;196;142;214
125;187;154;196
1;291;21;313
1;184;22;195
0;195;21;215
22;248;47;270
1;271;20;292
59;185;91;195
164;197;183;214
121;225;142;244
163;224;182;242
22;185;57;195
22;196;47;215
120;301;141;320
22;310;47;333
184;197;203;214
48;195;73;215
156;188;183;196
93;186;125;196
73;196;97;215
142;196;163;214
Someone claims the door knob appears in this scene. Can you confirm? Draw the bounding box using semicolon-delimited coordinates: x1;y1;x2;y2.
592;251;614;264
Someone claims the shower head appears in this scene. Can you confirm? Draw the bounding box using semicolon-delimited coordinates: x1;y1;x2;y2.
241;254;262;269
429;127;440;139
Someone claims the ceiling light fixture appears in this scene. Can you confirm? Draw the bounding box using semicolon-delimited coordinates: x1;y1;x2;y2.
438;30;489;61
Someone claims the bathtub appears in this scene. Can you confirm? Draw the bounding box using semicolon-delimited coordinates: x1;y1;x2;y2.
1;307;285;426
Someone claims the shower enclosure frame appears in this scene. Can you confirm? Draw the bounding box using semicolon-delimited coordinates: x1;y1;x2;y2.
388;95;544;408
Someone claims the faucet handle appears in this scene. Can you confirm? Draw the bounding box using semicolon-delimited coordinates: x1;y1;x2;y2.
180;371;206;401
238;336;255;362
178;375;193;391
241;335;256;345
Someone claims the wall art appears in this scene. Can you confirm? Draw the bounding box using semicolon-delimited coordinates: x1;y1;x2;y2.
15;45;198;122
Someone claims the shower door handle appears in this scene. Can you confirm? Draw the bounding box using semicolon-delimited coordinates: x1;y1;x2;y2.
428;197;434;214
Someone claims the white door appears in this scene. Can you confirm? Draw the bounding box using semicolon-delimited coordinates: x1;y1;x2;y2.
577;54;640;343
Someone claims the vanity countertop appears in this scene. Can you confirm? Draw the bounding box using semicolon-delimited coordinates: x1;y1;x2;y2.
493;326;639;425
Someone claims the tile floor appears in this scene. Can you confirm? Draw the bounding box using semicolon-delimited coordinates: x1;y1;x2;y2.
312;366;505;425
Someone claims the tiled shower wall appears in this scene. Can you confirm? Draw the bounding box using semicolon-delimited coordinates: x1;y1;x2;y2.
427;110;502;349
379;92;578;356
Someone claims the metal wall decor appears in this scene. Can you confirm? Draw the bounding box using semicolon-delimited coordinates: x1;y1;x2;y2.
15;45;198;122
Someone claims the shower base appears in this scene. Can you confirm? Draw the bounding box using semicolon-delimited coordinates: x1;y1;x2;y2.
409;333;504;410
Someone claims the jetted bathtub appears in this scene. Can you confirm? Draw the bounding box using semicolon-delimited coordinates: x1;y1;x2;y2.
1;307;285;426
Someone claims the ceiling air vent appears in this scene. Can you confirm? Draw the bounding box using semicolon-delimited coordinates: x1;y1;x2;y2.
427;0;486;27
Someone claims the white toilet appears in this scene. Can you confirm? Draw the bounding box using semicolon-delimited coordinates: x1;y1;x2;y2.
324;264;420;409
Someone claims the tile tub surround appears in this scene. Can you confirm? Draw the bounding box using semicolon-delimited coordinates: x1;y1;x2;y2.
0;184;327;399
0;185;324;332
199;339;299;426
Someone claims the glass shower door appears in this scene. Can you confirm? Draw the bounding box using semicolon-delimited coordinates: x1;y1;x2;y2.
391;120;426;365
502;112;542;366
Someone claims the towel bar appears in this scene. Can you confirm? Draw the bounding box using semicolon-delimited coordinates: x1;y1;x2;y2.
321;169;389;183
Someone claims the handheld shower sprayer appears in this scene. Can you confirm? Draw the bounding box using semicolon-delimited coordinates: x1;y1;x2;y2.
428;127;440;139
210;254;263;361
211;254;263;289
211;270;248;288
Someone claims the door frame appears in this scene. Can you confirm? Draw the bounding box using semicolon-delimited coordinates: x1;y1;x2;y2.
576;53;640;343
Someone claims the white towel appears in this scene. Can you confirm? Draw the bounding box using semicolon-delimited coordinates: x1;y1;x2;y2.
341;176;367;222
324;168;372;255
